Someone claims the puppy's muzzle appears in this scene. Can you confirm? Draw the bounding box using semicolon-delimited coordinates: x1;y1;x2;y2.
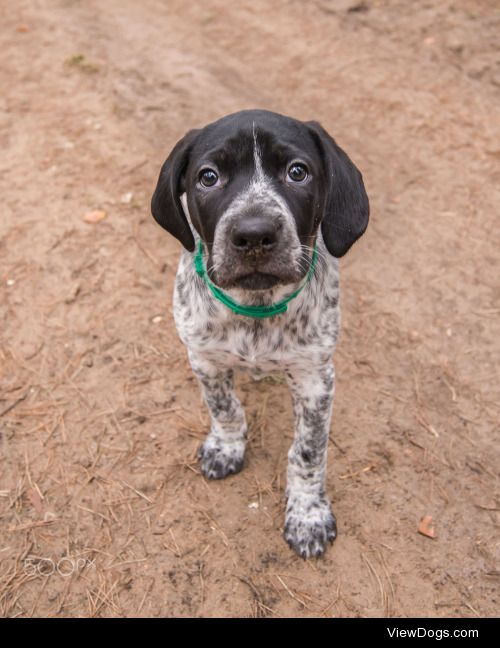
230;216;282;258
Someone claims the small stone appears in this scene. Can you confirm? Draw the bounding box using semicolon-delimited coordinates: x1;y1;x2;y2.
120;192;133;204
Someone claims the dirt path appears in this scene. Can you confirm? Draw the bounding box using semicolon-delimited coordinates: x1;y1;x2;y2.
1;0;499;617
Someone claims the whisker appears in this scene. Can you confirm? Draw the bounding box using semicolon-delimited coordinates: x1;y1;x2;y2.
299;244;328;272
300;243;329;263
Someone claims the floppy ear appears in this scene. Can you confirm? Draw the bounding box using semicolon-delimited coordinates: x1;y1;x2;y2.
307;121;369;257
151;129;200;251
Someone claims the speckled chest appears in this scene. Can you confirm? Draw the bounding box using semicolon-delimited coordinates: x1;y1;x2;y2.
172;240;341;373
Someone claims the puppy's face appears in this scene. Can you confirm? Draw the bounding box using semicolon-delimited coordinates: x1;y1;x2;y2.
152;110;369;290
185;114;324;290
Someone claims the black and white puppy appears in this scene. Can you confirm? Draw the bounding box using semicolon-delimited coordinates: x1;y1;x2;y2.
151;109;369;558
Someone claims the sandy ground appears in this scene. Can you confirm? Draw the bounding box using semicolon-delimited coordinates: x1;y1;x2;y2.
0;0;499;618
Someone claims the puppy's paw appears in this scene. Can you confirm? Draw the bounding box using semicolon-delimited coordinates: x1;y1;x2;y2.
284;497;337;559
198;439;245;479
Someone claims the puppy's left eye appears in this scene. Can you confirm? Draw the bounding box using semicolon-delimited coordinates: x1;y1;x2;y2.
199;168;219;188
287;163;308;183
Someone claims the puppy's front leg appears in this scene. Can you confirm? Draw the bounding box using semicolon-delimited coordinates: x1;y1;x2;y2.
188;351;247;479
284;362;337;558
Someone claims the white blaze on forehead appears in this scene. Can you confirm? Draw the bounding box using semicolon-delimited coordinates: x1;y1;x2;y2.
249;122;289;214
252;121;265;181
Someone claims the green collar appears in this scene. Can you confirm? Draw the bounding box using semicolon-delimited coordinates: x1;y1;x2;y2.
194;241;317;319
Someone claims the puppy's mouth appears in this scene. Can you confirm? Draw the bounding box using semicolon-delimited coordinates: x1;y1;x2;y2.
207;253;310;291
206;244;307;292
210;266;304;292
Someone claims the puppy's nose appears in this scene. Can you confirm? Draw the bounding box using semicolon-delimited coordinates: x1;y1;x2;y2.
230;219;281;253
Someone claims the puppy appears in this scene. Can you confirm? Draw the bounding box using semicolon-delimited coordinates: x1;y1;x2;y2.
151;109;369;558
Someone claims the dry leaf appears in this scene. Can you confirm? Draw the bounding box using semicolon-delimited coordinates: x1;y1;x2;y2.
83;209;107;224
418;514;436;539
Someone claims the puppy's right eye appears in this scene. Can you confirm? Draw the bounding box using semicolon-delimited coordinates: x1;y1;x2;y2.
287;163;308;183
199;168;219;188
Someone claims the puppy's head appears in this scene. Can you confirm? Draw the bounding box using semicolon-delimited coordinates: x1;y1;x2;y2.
152;109;369;290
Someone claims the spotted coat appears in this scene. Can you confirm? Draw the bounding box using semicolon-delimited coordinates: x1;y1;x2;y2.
173;227;339;558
